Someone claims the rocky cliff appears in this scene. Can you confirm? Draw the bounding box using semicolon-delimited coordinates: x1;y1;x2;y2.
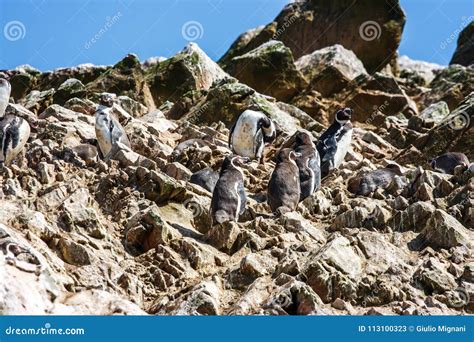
0;0;473;316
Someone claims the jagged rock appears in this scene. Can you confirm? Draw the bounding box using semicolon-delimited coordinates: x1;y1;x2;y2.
206;221;240;254
240;253;277;280
52;290;147;315
341;72;418;121
58;238;92;266
219;0;406;73
413;258;457;294
265;280;323;315
38;63;108;90
450;22;473;66
416;92;473;161
87;54;154;109
53;78;86;105
225;40;306;101
423;65;474;110
398;55;443;86
419;210;471;250
146;43;228;107
304;235;363;302
295;44;367;97
64;97;97;115
20;88;55;114
389;202;436;232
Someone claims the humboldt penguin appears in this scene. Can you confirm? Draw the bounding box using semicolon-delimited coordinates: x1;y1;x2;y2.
294;130;321;201
348;164;404;196
430;152;470;175
0;79;31;165
229;109;276;163
267;148;301;214
95;101;131;157
210;155;249;225
316;108;353;178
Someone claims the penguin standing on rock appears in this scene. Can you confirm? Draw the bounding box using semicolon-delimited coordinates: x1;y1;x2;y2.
229;109;276;163
267;148;301;214
430;152;470;175
210;155;249;225
316;108;353;178
95;95;131;157
294;130;321;201
0;79;31;166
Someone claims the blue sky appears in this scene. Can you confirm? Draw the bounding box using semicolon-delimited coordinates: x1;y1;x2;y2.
0;0;472;71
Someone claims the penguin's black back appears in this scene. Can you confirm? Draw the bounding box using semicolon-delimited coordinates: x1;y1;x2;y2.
210;159;246;224
190;168;220;193
268;157;300;212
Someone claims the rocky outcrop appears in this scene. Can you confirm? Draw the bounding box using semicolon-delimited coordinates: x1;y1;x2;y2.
225;41;306;101
0;1;472;317
219;0;406;73
450;22;474;66
146;43;228;107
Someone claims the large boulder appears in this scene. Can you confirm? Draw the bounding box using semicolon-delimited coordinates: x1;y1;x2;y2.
225;40;306;101
295;44;367;97
219;0;406;73
146;43;228;107
450;21;474;66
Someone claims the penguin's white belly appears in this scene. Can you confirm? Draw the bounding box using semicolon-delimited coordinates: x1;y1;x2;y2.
95;123;113;156
3;120;30;164
232;121;257;158
333;129;352;168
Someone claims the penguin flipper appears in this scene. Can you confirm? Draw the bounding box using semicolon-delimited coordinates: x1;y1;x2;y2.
228;121;236;149
237;181;247;216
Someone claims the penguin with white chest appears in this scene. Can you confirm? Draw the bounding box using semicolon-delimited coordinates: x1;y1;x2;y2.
294;131;321;201
316;108;353;178
95;94;131;157
229;109;276;163
0;79;30;166
210;155;249;225
267;148;301;214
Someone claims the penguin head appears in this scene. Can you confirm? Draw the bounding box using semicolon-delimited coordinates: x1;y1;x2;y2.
99;93;116;107
335;108;352;124
221;155;250;172
277;148;301;164
295;130;313;146
260;117;276;143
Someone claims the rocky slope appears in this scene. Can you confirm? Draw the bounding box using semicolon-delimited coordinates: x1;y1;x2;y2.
0;0;473;316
